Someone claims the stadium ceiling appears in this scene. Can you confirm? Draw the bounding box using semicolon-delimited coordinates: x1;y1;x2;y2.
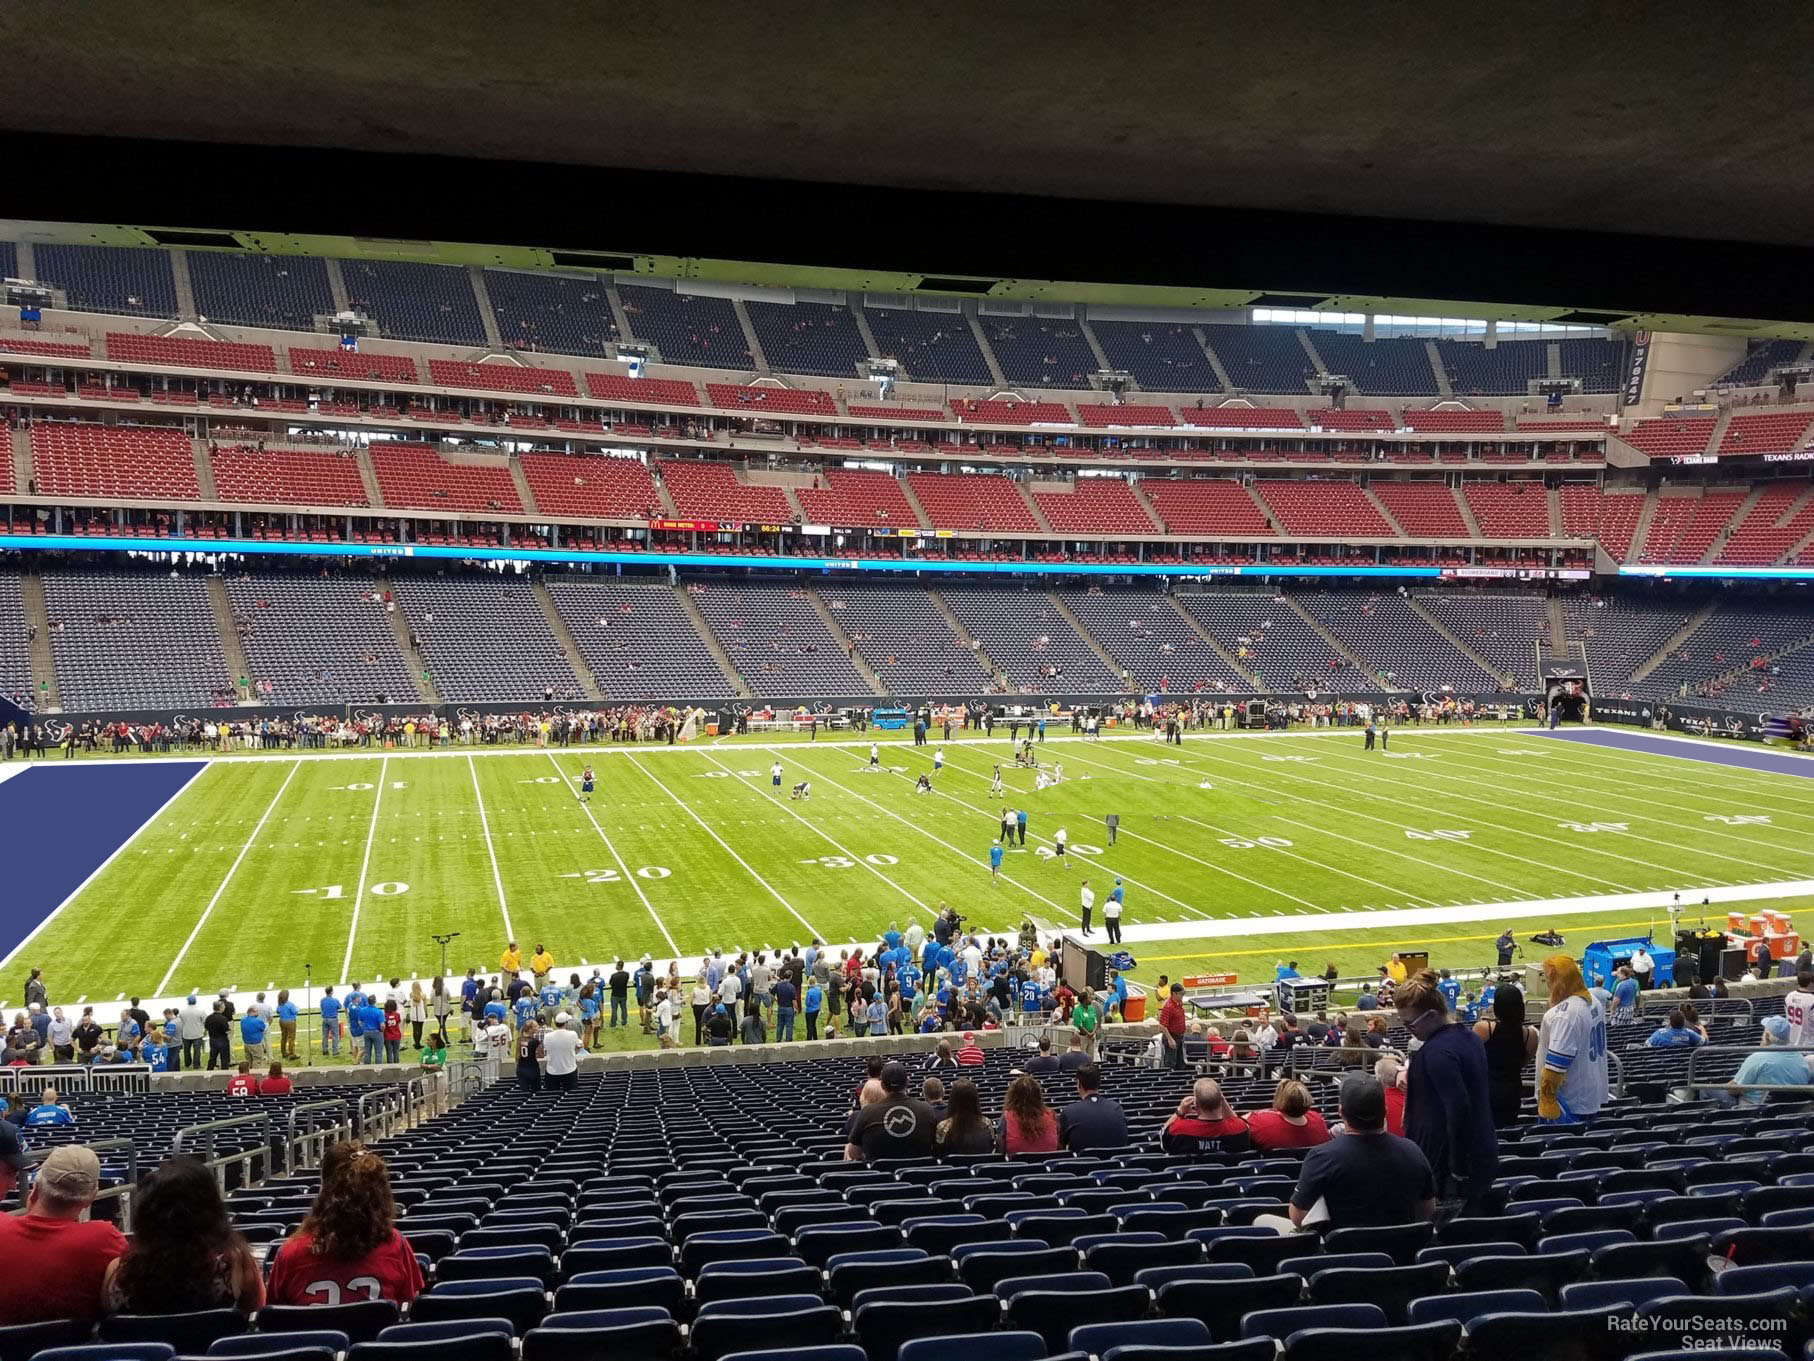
7;3;1814;336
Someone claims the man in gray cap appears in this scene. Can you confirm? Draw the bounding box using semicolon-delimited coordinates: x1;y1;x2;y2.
1257;1075;1435;1234
844;1060;935;1162
0;1146;126;1322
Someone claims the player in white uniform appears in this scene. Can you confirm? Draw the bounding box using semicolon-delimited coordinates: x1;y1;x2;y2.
868;742;880;769
1535;954;1608;1122
933;745;945;773
1784;978;1814;1049
770;760;784;789
1053;826;1068;865
990;765;1003;795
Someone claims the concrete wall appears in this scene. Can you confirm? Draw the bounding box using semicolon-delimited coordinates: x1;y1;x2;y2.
1639;332;1746;417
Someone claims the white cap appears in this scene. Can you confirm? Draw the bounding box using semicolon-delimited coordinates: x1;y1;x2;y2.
555;1012;572;1025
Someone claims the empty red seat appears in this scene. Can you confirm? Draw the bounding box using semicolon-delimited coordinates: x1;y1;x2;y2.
1257;480;1392;535
1143;479;1274;535
796;470;919;528
106;332;276;373
949;399;1073;425
369;442;523;513
1034;479;1158;533
1464;481;1550;537
1403;408;1507;433
211;444;369;507
426;358;578;397
706;384;838;416
288;347;419;383
30;421;200;499
906;472;1040;531
1076;404;1176;427
657;460;794;522
1372;481;1468;538
521;453;661;518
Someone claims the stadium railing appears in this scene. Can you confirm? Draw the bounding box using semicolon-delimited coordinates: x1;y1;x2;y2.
18;1136;140;1228
173;1110;272;1190
0;1063;153;1095
1682;1044;1814;1101
284;1097;352;1174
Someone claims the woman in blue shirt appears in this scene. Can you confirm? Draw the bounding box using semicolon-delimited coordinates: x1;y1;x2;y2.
803;983;824;1041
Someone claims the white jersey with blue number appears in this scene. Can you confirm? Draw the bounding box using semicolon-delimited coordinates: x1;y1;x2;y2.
1536;992;1608;1117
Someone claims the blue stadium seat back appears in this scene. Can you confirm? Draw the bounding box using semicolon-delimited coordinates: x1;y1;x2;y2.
1136;1263;1255;1289
253;1301;399;1344
519;1318;679;1361
673;1208;767;1240
1121;1208;1226;1235
1321;1221;1436;1265
1415;1241;1527;1268
1240;1303;1383;1341
949;1239;1058;1265
1278;1319;1461;1361
1560;1276;1689;1312
551;1265;685;1316
852;1295;1002;1361
693;1304;842;1361
567;1215;667;1242
1453;1248;1590;1302
1405;1287;1546;1328
1210;1201;1291;1228
1155;1273;1301;1343
794;1225;897;1268
0;1321;99;1361
399;1229;458;1263
992;1270;1113;1301
374;1320;514;1343
897;1332;1049;1361
1102;1342;1277;1361
36;1347;175;1361
538;1309;674;1331
1077;1230;1167;1254
1758;1207;1814;1230
904;1217;1013;1255
1004;1285;1154;1351
1461;1307;1637;1361
957;1247;1078;1294
101;1312;248;1352
1542;1203;1645;1236
1202;1232;1312;1275
1538;1229;1637;1256
409;1282;546;1335
776;1207;870;1236
1084;1239;1205;1285
187;1347;330;1361
1589;1236;1713;1289
436;1246;556;1286
461;1225;563;1254
1435;1213;1543;1249
695;1294;826;1319
847;1282;974;1313
1069;1318;1213;1355
1653;1219;1744;1243
559;1237;673;1272
347;1335;513;1361
1715;1261;1814;1296
822;1246;929;1275
693;1260;821;1305
721;1348;867;1361
1278;1252;1393;1279
213;1333;349;1359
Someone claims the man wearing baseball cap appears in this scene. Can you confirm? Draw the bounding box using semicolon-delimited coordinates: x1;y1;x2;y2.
1726;1015;1808;1106
541;1013;582;1091
0;1146;126;1322
844;1061;935;1162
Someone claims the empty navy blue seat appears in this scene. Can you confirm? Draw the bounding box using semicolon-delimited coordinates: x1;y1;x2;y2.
253;1303;397;1344
408;1280;546;1335
101;1312;247;1352
1405;1288;1546;1328
520;1308;679;1361
897;1332;1048;1361
1279;1320;1460;1361
1157;1273;1300;1342
552;1265;686;1316
853;1295;1001;1361
693;1258;820;1304
1071;1319;1212;1355
349;1325;513;1361
37;1347;174;1361
1240;1304;1382;1341
1006;1285;1152;1349
1306;1263;1449;1324
694;1300;843;1361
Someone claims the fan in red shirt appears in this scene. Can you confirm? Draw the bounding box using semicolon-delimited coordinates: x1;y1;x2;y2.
0;1146;126;1324
1375;1055;1408;1136
267;1141;424;1307
225;1062;260;1096
1160;1078;1252;1158
260;1062;293;1095
1157;984;1188;1069
1244;1078;1332;1152
955;1031;986;1065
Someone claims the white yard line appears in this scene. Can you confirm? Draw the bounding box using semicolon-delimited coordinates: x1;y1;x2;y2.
701;750;936;921
553;753;681;957
156;759;303;996
469;755;515;943
626;753;822;942
338;756;389;983
1523;742;1814;814
0;764;209;989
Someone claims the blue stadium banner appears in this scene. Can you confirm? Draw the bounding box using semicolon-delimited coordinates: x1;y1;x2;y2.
1621;330;1651;408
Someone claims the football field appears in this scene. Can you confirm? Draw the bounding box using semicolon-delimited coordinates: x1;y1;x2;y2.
5;725;1814;1020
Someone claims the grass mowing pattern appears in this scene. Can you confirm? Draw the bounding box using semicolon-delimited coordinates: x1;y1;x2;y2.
12;728;1814;1020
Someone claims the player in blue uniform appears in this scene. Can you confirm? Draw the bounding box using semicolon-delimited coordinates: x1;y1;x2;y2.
579;765;595;802
989;842;1004;882
1437;970;1461;1013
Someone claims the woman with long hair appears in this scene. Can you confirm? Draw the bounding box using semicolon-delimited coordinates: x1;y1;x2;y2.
267;1141;423;1306
1472;984;1538;1128
407;982;428;1049
104;1157;264;1315
934;1077;996;1157
997;1075;1058;1155
516;1020;543;1091
1245;1077;1330;1151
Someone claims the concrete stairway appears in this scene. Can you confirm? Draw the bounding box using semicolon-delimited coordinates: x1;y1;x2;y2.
354;448;384;507
171;249;198;321
731;299;770;374
1699;483;1769;565
1017;481;1053;533
1128;479;1166;532
1403;594;1512;685
848;305;883;366
603;280;635;350
532;579;604;700
1630;600;1719;684
1046;591;1133;691
1454;485;1485;538
1296;329;1329;383
1079;318;1114;374
673;585;753;698
193;440;219;500
469;267;504;348
205;577;254;699
1548;598;1567;651
377;576;439;702
1627;490;1662;564
19;573;60;709
509;459;541;517
1166;596;1266;691
1190;327;1235;392
11;425;34;496
1363;485;1408;538
965;308;1010;389
1425;340;1453;397
805;588;886;696
926;589;1004;689
1282;595;1393;689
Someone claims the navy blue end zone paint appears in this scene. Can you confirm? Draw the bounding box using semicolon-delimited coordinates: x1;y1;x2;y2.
1538;727;1814;779
0;761;205;969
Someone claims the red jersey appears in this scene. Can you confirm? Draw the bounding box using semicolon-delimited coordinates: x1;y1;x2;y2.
1247;1109;1330;1151
261;1075;294;1095
0;1214;127;1321
1383;1084;1406;1137
382;1012;402;1043
226;1074;259;1096
1002;1110;1059;1155
267;1228;425;1307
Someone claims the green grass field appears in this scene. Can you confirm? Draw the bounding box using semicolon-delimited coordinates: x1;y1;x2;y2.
11;724;1814;1059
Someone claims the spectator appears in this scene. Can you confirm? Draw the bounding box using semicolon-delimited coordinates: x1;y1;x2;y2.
0;1146;126;1324
103;1156;265;1314
955;1031;985;1065
239;1004;270;1068
261;1062;293;1096
1610;966;1639;1018
1473;985;1538;1128
705;1003;734;1046
276;989;300;1062
317;987;341;1058
406;982;427;1050
1246;1078;1331;1152
419;1031;448;1071
1057;1032;1092;1072
1396;970;1499;1212
934;1077;995;1156
226;1061;260;1096
381;1000;403;1064
267;1141;424;1306
0;1098;23;1203
180;994;208;1068
1256;1076;1436;1234
543;1014;582;1090
1373;1054;1408;1136
846;1061;936;1161
1058;1064;1128;1152
1023;1036;1060;1073
1645;1008;1705;1048
515;1021;543;1091
1628;943;1654;989
1725;1015;1808;1105
998;1075;1059;1154
22;1085;73;1127
47;1007;74;1064
202;1000;232;1071
920;1076;947;1120
1157;983;1188;1069
1536;954;1609;1123
927;1040;958;1074
1160;1078;1251;1158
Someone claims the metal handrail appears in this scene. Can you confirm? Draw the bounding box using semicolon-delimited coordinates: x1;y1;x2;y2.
284;1099;351;1174
1635;994;1755;1021
18;1137;140;1230
1;1064;103;1095
1681;1043;1814;1098
355;1088;408;1143
172;1111;272;1190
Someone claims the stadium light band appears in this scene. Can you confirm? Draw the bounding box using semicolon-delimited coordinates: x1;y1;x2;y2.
0;532;1453;578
